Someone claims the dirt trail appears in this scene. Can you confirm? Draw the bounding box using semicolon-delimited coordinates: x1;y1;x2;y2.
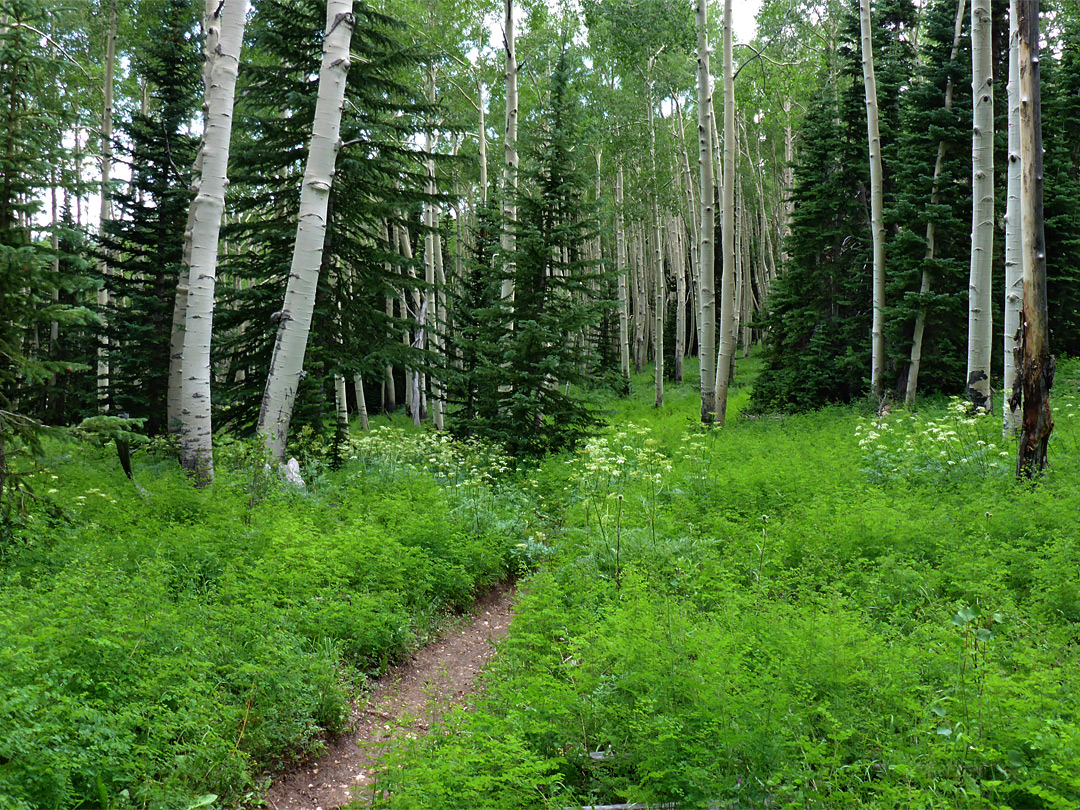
261;584;514;810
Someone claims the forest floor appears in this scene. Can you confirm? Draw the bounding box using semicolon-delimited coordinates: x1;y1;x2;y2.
260;583;515;810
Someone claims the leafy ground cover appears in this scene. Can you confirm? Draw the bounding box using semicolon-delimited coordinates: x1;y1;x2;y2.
372;358;1080;809
0;426;532;809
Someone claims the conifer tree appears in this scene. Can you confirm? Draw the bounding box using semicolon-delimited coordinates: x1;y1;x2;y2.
98;0;200;434
887;0;971;401
753;0;915;412
450;48;610;456
0;0;95;420
1041;14;1080;358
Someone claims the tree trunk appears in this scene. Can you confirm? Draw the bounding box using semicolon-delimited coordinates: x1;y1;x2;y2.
499;0;518;307
334;373;349;440
859;0;887;402
967;0;994;412
258;0;355;463
714;0;736;426
177;0;246;481
1015;0;1052;476
906;0;966;406
616;166;631;379
696;0;717;421
353;372;369;430
97;0;117;413
1003;0;1023;436
169;0;218;434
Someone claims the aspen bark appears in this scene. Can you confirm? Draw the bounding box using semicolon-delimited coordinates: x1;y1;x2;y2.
334;373;349;439
169;0;218;432
714;0;736;426
615;166;631;379
353;372;369;430
97;0;117;412
906;0;966;406
1015;0;1052;476
967;0;994;412
178;0;246;481
499;0;518;306
646;66;664;408
258;0;355;463
696;0;717;421
859;0;887;402
1003;0;1022;436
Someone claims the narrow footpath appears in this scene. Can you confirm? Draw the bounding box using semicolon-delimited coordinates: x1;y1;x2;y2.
261;584;515;810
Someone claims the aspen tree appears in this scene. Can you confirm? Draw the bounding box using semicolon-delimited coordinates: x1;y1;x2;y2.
647;62;664;408
97;0;116;412
1003;0;1022;435
178;0;246;481
696;0;717;422
967;0;994;411
615;165;631;379
258;0;355;463
859;0;886;402
1015;0;1052;475
714;0;736;425
500;0;518;307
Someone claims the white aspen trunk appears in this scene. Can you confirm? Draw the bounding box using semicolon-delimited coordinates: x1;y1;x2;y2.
968;0;994;412
499;0;518;306
477;74;488;205
97;0;117;412
906;0;967;406
714;0;736;426
648;78;664;409
674;215;686;381
1016;0;1052;474
616;166;631;379
859;0;887;402
781;98;794;261
433;211;447;431
1003;0;1022;436
257;0;354;463
169;0;218;433
334;373;349;437
353;372;369;430
397;223;421;419
178;0;246;481
696;0;717;421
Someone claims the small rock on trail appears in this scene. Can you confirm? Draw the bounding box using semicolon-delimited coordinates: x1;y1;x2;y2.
259;583;514;810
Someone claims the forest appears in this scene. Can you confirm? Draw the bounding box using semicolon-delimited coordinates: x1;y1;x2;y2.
1;0;1078;806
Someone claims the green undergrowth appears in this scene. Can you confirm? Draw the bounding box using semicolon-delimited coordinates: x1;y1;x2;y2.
0;423;534;810
372;358;1080;810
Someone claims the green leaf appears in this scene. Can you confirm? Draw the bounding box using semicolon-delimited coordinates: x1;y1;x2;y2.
184;796;217;810
936;725;952;736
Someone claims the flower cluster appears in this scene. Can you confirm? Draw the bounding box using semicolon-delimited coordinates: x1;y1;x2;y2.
347;428;511;492
855;397;1007;484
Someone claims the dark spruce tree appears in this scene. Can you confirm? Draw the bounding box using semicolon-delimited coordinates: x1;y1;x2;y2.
448;48;610;456
0;0;94;421
442;200;502;423
97;0;200;434
885;0;972;397
216;0;433;433
752;0;916;412
1041;13;1080;357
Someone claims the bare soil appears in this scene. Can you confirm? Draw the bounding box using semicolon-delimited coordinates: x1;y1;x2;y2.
259;583;515;810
